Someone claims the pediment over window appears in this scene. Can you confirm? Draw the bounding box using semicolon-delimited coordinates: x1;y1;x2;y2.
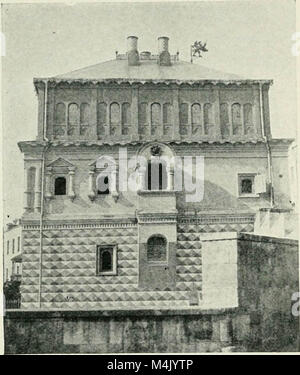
47;157;75;168
89;156;116;172
46;157;75;173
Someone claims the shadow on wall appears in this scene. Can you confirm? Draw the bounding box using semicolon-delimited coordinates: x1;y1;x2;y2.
176;180;256;211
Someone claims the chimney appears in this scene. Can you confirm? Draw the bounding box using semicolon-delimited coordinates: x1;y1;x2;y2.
127;36;139;66
157;36;171;66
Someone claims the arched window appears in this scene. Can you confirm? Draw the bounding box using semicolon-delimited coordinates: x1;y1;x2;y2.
139;102;148;124
151;103;161;125
163;103;173;124
243;103;254;135
97;175;110;195
97;102;107;136
27;167;36;208
97;245;117;275
220;103;230;137
179;103;188;124
232;103;242;135
147;235;167;262
68;103;79;136
110;102;120;124
54;103;66;137
54;177;66;196
55;103;66;124
80;103;90;135
68;103;79;125
122;102;131;135
203;103;213;135
179;103;189;135
97;102;107;124
191;103;201;125
146;160;168;191
122;103;131;125
80;103;90;124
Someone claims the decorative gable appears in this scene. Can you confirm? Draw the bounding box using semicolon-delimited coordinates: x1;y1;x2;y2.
47;157;75;168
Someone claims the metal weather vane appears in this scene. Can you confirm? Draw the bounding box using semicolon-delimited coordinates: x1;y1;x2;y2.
190;40;208;63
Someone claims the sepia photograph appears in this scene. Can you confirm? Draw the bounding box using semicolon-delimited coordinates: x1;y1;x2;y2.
1;0;299;355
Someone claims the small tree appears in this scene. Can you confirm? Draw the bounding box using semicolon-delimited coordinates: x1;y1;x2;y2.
4;280;21;301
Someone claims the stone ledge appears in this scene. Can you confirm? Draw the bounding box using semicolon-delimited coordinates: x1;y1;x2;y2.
237;232;298;246
5;307;238;319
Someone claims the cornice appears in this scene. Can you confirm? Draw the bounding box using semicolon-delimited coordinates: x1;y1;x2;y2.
33;77;273;88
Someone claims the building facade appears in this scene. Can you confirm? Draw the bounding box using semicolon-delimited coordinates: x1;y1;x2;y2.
18;36;294;310
3;220;22;283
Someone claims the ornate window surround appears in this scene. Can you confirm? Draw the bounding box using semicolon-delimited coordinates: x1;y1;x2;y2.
96;244;118;276
45;158;76;201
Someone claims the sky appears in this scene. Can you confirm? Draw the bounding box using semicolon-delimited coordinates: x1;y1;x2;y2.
1;0;297;224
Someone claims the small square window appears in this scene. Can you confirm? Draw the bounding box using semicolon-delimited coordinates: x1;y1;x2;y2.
96;245;117;275
238;174;257;197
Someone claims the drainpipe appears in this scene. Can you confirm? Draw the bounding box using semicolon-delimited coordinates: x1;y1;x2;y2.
38;80;50;308
259;82;274;208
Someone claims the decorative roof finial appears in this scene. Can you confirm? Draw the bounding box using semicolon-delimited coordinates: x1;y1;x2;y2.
190;40;208;63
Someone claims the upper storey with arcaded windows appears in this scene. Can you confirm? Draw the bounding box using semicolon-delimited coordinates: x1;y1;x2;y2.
33;36;273;143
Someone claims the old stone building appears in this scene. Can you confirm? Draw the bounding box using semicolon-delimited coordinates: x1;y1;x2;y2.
18;36;294;311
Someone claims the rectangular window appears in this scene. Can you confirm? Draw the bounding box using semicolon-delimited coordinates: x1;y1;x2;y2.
12;239;15;254
18;236;20;252
238;174;257;197
17;265;20;274
96;245;117;276
7;241;9;255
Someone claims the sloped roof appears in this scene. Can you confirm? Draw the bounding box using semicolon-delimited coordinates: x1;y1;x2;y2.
54;58;244;81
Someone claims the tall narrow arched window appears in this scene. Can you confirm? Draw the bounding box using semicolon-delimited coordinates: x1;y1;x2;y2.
191;103;201;135
147;235;167;262
139;103;148;124
232;103;242;135
110;102;120;135
179;103;189;135
122;102;131;135
97;102;107;136
163;103;173;135
203;103;213;135
243;103;254;135
80;103;90;135
151;103;161;125
110;102;120;124
151;103;161;136
55;103;66;124
163;103;173;124
122;103;131;125
27;167;36;209
54;103;66;137
68;103;79;135
97;245;117;275
180;103;189;124
220;103;230;137
139;102;148;135
191;103;201;125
